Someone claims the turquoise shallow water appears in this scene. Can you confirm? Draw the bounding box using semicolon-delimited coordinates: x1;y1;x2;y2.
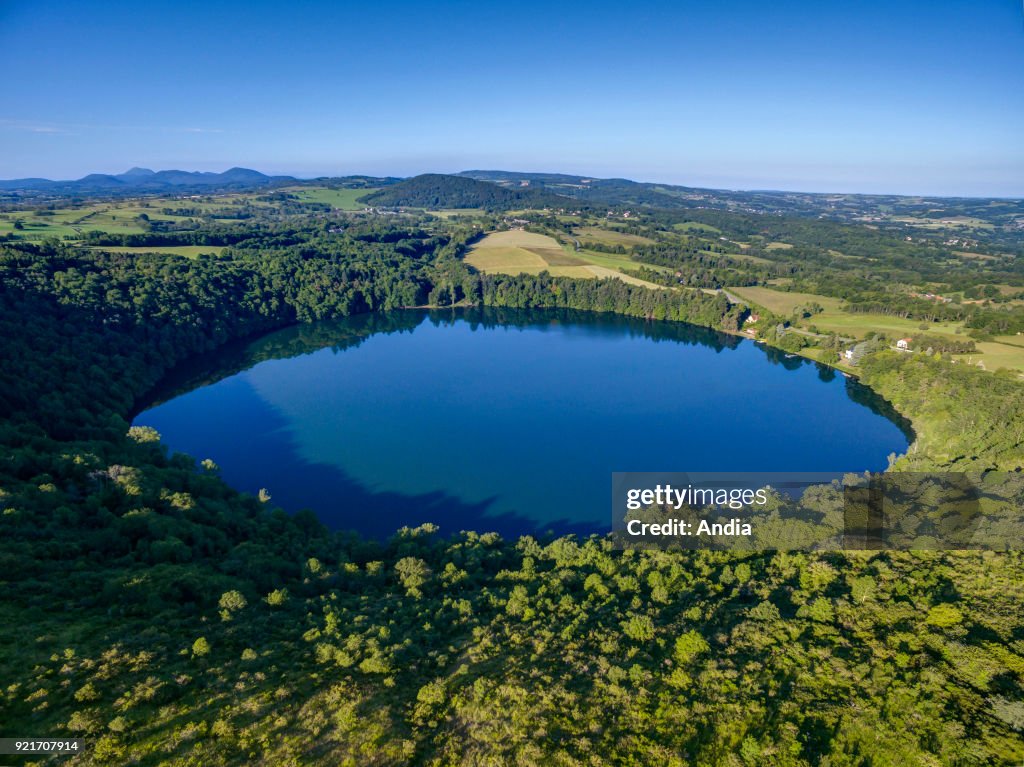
134;309;910;538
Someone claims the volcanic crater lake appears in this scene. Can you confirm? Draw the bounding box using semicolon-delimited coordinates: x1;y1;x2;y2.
134;309;910;538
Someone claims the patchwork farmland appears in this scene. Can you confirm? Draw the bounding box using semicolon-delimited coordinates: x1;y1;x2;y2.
465;230;664;288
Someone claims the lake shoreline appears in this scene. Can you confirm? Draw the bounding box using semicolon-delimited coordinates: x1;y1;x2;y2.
134;307;910;537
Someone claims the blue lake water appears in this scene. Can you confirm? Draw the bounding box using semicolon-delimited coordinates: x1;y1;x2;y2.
134;309;910;538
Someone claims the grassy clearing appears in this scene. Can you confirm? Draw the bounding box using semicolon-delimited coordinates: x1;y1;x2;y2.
573;249;671;273
765;242;794;250
954;251;998;261
87;245;225;258
810;312;962;340
961;342;1024;373
0;219;81;239
729;285;1024;373
673;221;721;234
726;286;844;315
75;212;149;234
433;209;486;218
817;317;1024;373
893;215;995;230
714;250;773;265
582;264;662;287
567;247;676;287
288;187;373;210
116;206;186;222
574;226;655;246
32;204;109;224
828;249;869;262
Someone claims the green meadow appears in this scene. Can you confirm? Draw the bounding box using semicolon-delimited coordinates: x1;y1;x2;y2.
574;226;656;246
289;187;375;210
729;285;1024;373
87;245;226;258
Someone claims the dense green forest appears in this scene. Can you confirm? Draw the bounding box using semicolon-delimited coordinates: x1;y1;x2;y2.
360;175;567;211
2;182;1024;765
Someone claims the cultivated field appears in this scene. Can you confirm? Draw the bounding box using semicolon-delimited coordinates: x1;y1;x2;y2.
466;230;665;288
466;246;547;272
569;248;671;274
466;230;588;275
88;245;225;258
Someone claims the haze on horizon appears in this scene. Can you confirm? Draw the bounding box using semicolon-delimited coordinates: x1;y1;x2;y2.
1;0;1022;197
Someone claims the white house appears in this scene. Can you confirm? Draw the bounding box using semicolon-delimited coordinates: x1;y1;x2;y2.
897;338;912;351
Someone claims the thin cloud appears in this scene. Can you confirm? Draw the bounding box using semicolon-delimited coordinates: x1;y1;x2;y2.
0;118;227;134
0;119;70;134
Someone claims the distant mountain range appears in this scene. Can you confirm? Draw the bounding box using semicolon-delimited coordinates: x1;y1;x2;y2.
2;168;1020;234
0;167;296;193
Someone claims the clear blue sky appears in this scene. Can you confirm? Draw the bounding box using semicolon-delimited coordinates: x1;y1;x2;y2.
1;0;1022;195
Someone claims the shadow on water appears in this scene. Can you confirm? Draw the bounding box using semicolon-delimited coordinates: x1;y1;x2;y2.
132;310;427;416
134;307;745;416
201;376;602;540
756;341;916;445
135;307;912;539
843;375;916;445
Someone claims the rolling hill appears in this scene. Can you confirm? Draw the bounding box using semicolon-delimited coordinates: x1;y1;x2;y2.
358;173;569;210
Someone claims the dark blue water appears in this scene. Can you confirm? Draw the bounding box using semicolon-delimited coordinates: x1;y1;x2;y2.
134;309;910;538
